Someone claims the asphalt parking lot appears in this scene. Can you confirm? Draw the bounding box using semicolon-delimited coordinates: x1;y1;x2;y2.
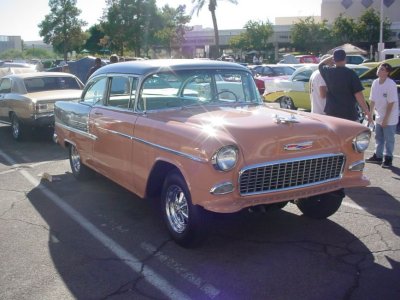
0;122;399;300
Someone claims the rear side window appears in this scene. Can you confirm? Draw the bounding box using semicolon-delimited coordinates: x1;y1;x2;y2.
24;76;81;92
0;78;11;93
107;76;132;108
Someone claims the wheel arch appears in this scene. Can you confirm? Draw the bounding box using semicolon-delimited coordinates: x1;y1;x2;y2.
145;160;182;200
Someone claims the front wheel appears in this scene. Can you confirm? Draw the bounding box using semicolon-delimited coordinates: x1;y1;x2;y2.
279;96;297;110
161;170;208;247
295;189;344;219
69;144;94;180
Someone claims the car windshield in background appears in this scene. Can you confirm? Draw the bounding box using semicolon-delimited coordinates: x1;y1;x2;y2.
138;70;261;111
24;76;81;93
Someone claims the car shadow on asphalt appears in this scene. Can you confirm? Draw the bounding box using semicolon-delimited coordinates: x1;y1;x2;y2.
346;186;400;239
22;171;400;300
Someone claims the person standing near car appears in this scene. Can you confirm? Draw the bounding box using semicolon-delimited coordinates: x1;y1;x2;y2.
318;49;371;122
366;63;399;168
310;55;332;114
310;69;327;114
86;57;102;81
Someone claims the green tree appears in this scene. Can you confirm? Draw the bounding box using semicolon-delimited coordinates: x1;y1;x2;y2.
242;20;273;52
83;25;106;55
102;0;158;57
356;8;391;49
331;14;358;45
191;0;238;58
291;17;331;54
154;5;192;57
38;0;87;61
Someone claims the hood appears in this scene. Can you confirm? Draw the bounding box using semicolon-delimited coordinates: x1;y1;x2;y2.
149;105;365;165
26;89;82;103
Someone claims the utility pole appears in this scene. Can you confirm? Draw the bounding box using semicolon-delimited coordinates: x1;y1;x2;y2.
377;0;385;61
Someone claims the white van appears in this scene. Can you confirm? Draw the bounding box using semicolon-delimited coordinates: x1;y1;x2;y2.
379;48;400;61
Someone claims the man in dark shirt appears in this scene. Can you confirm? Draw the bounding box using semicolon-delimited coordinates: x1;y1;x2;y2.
318;49;371;122
86;57;103;81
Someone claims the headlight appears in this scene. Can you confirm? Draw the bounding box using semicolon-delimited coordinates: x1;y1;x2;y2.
353;130;371;152
212;145;238;171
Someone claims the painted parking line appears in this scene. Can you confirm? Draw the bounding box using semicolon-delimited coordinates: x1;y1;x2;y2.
0;149;204;300
342;201;400;217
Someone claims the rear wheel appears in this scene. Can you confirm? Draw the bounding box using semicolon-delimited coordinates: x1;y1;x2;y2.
161;170;208;247
11;113;25;141
279;96;296;110
69;144;94;180
295;189;344;219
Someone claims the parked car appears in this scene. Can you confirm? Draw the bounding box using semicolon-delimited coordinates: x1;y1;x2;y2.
263;64;370;121
0;72;83;140
295;55;319;64
249;64;296;95
54;59;371;247
346;55;368;65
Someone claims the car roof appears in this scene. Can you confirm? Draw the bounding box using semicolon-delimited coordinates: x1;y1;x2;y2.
290;63;369;77
91;59;249;78
2;72;79;79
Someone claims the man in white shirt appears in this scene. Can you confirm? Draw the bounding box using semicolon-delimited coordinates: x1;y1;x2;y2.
310;69;327;114
366;63;399;168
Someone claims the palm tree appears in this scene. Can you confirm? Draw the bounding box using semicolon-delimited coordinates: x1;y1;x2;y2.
191;0;238;58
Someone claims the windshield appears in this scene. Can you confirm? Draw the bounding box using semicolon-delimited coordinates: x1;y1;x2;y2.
138;69;262;111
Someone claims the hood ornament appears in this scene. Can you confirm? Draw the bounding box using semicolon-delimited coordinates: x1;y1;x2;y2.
284;141;314;151
273;113;299;124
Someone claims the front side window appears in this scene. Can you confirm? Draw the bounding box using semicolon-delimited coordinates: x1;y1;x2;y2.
82;77;107;105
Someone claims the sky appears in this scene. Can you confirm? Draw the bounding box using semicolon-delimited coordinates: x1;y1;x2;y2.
0;0;322;41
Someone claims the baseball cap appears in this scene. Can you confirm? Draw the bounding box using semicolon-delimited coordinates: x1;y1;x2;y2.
333;49;346;62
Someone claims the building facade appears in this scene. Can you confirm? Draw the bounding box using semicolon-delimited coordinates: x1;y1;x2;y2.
0;35;22;54
179;0;400;59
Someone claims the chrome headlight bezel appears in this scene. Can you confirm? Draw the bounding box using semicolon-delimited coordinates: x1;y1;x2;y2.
353;130;371;153
212;145;238;171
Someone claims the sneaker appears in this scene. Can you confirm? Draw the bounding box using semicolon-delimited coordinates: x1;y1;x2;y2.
366;153;383;164
382;156;393;168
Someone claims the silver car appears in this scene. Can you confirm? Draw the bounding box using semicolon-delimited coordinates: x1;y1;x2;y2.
0;72;83;140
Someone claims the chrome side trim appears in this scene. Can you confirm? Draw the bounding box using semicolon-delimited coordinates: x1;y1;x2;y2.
57;122;205;163
56;122;97;141
348;160;365;171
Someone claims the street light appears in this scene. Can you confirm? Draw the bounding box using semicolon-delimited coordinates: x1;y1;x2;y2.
378;0;385;61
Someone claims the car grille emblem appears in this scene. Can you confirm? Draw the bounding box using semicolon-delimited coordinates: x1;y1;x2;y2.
284;141;313;151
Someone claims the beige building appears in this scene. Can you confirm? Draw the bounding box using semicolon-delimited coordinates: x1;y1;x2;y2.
0;35;22;54
180;0;400;59
321;0;400;23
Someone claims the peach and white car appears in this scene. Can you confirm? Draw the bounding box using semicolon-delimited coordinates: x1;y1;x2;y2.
54;59;371;247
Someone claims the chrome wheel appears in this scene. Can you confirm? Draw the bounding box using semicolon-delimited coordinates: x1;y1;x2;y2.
70;145;81;173
165;184;189;234
161;171;207;247
11;114;22;140
279;96;296;110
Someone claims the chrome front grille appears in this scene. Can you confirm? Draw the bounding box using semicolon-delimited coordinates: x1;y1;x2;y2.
239;154;345;196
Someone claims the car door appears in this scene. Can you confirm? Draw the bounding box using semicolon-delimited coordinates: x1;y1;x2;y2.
288;69;313;110
0;78;12;121
91;75;139;189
